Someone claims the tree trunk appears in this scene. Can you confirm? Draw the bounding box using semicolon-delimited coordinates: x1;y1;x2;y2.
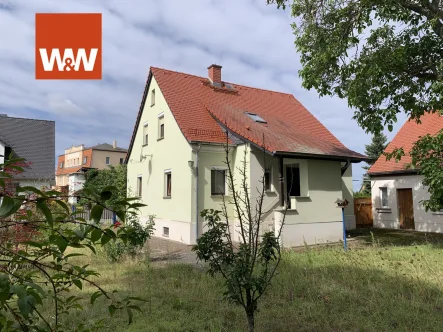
247;312;254;332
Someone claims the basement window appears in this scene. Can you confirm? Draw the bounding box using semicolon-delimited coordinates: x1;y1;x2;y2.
163;227;169;237
245;112;267;123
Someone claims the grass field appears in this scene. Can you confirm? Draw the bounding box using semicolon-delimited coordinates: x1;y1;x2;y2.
54;229;443;331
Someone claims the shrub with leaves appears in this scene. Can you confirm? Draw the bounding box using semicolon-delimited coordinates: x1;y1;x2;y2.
103;214;155;262
0;157;147;331
193;138;287;332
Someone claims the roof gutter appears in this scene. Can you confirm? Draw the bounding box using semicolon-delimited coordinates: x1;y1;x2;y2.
273;151;372;163
368;169;419;177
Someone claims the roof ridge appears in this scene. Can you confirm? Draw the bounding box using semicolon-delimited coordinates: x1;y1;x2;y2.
150;66;294;97
0;116;55;123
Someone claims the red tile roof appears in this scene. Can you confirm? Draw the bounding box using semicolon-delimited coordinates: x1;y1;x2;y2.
127;67;368;162
369;112;443;175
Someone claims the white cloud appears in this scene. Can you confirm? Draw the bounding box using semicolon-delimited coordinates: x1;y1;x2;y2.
0;0;408;190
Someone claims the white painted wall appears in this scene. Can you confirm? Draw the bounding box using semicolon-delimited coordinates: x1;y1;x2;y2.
371;175;443;232
18;180;53;190
68;173;86;205
0;141;4;165
126;76;194;244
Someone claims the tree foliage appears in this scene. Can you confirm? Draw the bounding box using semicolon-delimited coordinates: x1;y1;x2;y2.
362;133;388;193
193;139;287;332
79;165;127;211
268;0;443;206
0;158;146;331
410;129;443;211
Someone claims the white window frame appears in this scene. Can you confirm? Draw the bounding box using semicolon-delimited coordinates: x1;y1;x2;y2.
380;187;388;208
105;156;110;165
164;169;172;198
211;166;228;196
163;226;169;237
83;156;87;165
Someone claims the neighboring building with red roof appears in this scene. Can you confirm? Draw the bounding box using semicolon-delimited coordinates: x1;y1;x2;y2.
56;141;127;204
368;112;443;231
127;64;369;247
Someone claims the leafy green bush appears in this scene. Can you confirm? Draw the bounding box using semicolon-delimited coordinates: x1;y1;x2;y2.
104;214;155;262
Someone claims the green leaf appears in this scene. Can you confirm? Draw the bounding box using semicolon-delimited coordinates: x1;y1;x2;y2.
90;291;103;304
100;190;113;201
17;296;32;318
0;197;18;218
72;279;82;290
17;186;45;197
90;228;102;243
54;237;69;253
108;305;117;317
36;201;53;228
126;306;133;324
91;205;104;223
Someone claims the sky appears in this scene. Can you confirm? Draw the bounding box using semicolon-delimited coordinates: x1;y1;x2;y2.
0;0;408;190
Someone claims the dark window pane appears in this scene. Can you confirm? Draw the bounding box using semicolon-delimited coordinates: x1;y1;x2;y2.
286;166;300;197
264;171;271;191
166;173;171;196
160;124;164;138
211;170;225;195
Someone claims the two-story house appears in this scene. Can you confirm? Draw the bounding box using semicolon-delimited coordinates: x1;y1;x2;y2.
126;65;369;247
56;141;127;204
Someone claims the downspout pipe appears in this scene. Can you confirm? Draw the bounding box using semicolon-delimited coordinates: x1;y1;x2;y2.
194;144;201;244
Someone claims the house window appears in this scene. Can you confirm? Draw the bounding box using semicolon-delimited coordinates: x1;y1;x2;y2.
380;187;388;207
164;170;172;197
143;123;149;145
151;89;155;106
106;157;110;165
286;165;301;197
163;227;169;237
77;158;80;165
59;162;63;169
264;168;272;191
211;168;226;195
137;176;142;197
158;113;164;139
83;157;87;165
119;158;124;164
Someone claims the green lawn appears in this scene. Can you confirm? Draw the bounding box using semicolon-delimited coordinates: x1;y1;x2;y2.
57;229;443;331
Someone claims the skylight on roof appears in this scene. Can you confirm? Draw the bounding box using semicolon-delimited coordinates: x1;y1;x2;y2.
245;112;267;123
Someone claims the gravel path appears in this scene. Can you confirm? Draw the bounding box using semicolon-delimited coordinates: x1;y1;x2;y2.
147;236;201;266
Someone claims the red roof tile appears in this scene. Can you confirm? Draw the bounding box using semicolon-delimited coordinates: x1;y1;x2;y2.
369;112;443;175
127;67;367;161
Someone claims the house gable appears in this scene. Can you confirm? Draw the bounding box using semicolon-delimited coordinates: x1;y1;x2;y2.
369;112;443;175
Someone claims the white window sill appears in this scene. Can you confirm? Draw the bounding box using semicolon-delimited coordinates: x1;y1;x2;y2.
376;207;392;213
162;234;169;238
432;211;443;215
157;137;164;141
210;195;229;198
163;196;171;199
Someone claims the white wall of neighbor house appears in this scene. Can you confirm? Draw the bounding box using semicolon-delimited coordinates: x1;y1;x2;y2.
371;175;443;232
0;141;4;165
67;173;85;204
274;159;345;247
127;76;194;244
18;180;53;190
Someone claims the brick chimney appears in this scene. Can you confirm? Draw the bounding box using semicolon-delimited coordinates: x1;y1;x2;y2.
113;140;117;149
208;64;222;84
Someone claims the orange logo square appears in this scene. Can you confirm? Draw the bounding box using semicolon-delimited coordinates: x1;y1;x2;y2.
35;13;102;80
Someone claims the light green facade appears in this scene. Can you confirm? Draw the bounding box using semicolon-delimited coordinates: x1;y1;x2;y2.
127;77;356;246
